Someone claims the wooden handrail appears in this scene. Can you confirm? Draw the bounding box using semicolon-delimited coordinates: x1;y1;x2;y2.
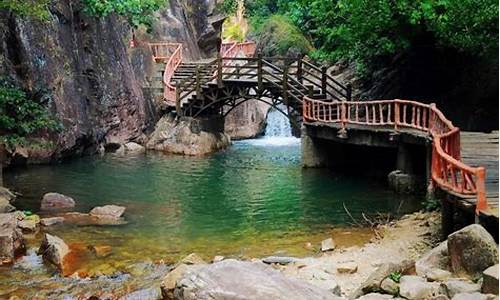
302;97;488;214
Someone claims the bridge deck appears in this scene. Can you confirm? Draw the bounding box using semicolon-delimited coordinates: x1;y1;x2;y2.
460;131;499;218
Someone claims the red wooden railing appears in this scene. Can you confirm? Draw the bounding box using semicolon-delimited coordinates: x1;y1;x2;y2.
302;97;488;214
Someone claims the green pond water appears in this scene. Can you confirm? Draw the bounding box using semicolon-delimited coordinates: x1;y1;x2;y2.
4;138;420;276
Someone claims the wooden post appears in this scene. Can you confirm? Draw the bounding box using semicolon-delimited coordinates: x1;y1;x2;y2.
308;85;314;97
394;100;400;131
321;66;327;96
257;52;263;94
346;84;352;101
297;58;303;84
195;65;201;99
217;53;223;88
283;62;289;106
175;88;182;117
475;167;488;214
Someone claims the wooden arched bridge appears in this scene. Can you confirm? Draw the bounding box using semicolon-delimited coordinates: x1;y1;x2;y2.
147;41;497;225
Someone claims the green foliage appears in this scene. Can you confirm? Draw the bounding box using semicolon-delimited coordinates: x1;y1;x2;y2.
0;78;61;147
82;0;164;28
389;271;402;283
422;196;440;211
252;15;313;57
0;0;51;20
217;0;238;15
245;0;498;69
223;21;246;42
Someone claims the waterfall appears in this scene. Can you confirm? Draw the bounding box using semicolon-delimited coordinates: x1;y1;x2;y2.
242;105;300;146
264;107;293;137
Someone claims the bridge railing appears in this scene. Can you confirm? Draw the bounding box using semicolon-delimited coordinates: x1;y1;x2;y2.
149;42;182;63
303;97;487;213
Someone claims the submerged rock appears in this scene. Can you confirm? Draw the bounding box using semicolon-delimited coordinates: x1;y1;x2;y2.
89;205;126;219
447;225;498;276
172;259;341;300
40;217;65;226
89;245;113;258
41;193;76;210
179;253;206;265
38;233;69;272
61;212;127;226
0;213;25;264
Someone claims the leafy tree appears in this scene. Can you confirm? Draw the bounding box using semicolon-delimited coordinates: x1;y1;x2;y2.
82;0;165;28
245;0;498;71
0;78;61;147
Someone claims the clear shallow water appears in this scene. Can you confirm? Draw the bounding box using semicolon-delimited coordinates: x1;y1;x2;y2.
4;139;419;277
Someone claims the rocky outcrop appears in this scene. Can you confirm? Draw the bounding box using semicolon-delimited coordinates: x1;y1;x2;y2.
171;259;341;300
40;192;75;210
0;187;16;213
415;241;449;277
224;100;270;139
40;217;64;226
146;114;230;156
38;233;70;273
447;224;498;276
0;212;25;264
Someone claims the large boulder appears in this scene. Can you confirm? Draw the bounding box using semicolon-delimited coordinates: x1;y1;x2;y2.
0;213;25;264
41;193;75;210
37;233;70;272
447;225;498;276
172;259;342;300
146;114;230;156
349;260;415;299
416;241;450;276
481;264;498;295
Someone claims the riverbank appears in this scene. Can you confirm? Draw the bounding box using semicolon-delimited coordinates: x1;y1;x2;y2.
0;210;436;298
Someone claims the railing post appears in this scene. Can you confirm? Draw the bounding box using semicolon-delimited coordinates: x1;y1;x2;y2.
346;84;352;101
217;53;223;88
429;103;436;133
321;66;327;96
257;52;263;94
195;65;202;99
475;167;487;215
175;88;182;117
394;100;400;131
308;85;314;97
297;57;303;84
283;62;289;106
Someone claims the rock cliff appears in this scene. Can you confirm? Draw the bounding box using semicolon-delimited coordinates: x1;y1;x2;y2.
0;0;224;164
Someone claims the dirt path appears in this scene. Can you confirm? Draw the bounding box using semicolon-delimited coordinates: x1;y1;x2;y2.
278;211;442;297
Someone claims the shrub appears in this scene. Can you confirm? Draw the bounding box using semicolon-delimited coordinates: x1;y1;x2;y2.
0;78;61;147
